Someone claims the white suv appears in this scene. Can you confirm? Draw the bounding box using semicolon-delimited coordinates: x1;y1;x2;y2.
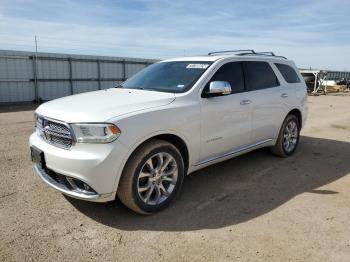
30;50;308;214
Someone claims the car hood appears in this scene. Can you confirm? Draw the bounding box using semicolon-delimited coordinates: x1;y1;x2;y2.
36;88;176;123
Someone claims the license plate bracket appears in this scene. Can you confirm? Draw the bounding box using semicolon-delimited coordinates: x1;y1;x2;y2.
31;146;46;169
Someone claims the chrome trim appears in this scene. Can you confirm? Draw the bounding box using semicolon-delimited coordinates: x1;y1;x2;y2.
42;129;72;139
209;81;232;95
36;115;76;149
36;115;73;132
44;127;71;136
33;163;112;201
195;139;273;166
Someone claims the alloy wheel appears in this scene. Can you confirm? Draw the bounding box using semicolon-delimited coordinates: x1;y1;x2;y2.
283;120;298;153
137;152;178;205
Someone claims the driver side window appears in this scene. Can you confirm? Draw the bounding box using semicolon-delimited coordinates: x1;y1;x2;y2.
206;62;245;94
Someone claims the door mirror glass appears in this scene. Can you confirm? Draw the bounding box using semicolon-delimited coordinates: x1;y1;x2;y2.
206;81;232;97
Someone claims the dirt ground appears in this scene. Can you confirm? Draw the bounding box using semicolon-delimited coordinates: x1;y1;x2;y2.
0;94;349;262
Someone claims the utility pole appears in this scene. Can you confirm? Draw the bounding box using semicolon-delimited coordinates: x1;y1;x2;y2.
34;35;39;103
35;35;38;54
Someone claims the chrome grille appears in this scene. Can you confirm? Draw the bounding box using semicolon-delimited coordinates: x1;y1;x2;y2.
36;116;74;149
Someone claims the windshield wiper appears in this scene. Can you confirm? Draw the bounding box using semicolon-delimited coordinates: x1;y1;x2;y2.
129;87;158;92
115;85;145;90
115;85;159;92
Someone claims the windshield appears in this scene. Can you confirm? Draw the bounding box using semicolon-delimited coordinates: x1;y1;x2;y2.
120;61;212;93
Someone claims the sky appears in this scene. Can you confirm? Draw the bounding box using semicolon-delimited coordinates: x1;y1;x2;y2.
0;0;349;70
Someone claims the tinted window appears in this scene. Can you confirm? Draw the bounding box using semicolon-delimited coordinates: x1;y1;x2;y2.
275;63;301;83
209;62;245;93
244;61;279;90
122;61;212;93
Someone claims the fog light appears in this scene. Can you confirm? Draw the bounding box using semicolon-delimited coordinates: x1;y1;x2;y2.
83;183;90;191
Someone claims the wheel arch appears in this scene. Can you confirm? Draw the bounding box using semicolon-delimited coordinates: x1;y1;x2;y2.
274;108;303;143
270;108;302;157
151;134;189;173
113;131;191;193
287;108;302;128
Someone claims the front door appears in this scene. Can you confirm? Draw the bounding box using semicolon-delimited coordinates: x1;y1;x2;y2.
199;62;252;162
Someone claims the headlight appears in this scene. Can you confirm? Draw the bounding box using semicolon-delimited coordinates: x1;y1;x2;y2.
71;123;121;143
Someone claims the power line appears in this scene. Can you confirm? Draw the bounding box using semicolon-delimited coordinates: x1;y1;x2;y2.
0;35;187;54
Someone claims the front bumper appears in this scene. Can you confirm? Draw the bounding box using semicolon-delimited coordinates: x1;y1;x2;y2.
29;132;128;202
33;163;113;201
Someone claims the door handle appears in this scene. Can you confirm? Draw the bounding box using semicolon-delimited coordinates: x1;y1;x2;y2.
281;93;288;98
240;99;251;105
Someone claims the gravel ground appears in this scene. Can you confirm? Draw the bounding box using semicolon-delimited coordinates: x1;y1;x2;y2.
0;94;350;261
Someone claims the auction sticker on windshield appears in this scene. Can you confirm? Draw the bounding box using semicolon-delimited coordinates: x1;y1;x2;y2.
186;64;209;69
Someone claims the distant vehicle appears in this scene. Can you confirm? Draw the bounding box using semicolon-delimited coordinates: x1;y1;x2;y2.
30;50;308;214
323;80;337;86
338;78;350;87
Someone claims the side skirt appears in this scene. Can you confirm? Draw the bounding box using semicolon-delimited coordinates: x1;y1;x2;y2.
190;139;274;172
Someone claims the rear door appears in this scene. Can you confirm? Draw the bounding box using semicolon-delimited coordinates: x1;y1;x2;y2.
242;61;286;143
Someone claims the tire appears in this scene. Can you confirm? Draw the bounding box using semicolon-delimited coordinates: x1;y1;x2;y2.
117;139;185;215
270;114;300;157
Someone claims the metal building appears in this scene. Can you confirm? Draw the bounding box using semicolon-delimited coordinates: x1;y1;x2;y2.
0;50;157;104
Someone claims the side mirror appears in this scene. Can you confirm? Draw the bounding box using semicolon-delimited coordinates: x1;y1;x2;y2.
203;81;232;97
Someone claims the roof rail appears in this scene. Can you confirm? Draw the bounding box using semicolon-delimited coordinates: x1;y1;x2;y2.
257;51;275;56
207;49;287;59
238;51;287;59
208;50;256;55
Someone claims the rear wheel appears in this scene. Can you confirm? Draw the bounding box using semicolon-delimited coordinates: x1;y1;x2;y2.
270;114;300;157
117;139;184;214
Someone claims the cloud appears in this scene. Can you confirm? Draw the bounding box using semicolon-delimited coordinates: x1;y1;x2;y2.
0;0;349;70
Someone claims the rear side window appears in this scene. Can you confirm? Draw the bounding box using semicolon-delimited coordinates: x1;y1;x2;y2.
243;61;279;90
210;62;245;93
275;63;301;83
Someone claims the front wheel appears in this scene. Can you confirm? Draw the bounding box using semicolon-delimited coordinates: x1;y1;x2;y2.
270;114;300;157
117;139;184;214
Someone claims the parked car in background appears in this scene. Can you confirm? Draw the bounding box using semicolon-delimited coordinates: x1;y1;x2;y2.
30;50;308;214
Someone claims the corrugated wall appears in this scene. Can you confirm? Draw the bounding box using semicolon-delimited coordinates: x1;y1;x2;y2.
327;71;350;81
0;50;157;104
